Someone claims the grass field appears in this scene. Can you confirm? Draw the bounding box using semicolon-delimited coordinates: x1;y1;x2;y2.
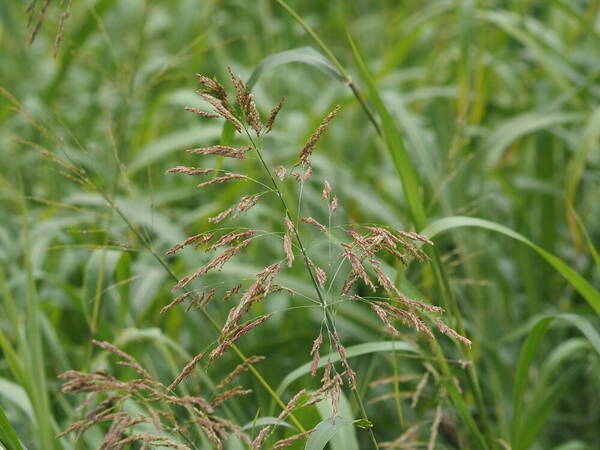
1;1;599;449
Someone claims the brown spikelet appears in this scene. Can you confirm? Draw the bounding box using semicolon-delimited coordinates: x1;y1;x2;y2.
160;292;192;314
216;356;265;390
226;67;262;135
341;274;359;296
167;351;206;391
251;426;272;449
198;93;242;132
332;333;357;390
208;207;234;224
185;288;216;311
298;105;340;166
322;181;332;201
370;303;399;336
210;231;255;251
187;145;251;159
310;333;323;376
196;74;228;101
174;238;253;290
435;318;472;347
301;216;327;232
166;166;215;176
330;196;338;212
342;244;376;292
278;389;306;420
53;0;72;56
275;165;287;180
211;386;252;408
307;257;327;288
233;194;261;218
283;216;295;267
223;284;242;302
165;233;213;256
208;314;273;365
92;340;151;380
196;173;247;188
411;372;429;408
272;428;316;449
223;264;281;332
246;98;262;136
184;107;220;119
266;97;285;133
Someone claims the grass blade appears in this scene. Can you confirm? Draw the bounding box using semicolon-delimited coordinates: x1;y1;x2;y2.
0;403;24;450
422;216;600;315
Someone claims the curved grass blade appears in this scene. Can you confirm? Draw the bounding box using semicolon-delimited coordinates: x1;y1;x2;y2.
305;417;354;450
483;111;582;169
510;314;600;449
422;216;600;315
314;391;359;450
0;403;24;450
246;47;343;90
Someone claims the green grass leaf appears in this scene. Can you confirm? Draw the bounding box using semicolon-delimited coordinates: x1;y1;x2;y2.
304;417;354;450
422;216;600;314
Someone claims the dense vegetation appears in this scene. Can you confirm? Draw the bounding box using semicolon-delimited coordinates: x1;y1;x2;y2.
1;1;599;449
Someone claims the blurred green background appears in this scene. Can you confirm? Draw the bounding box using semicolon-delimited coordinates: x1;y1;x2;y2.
0;0;599;449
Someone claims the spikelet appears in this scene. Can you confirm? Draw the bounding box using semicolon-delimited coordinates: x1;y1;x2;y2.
166;166;215;176
198;92;242;132
298;105;340;166
187;145;251;159
275;165;287;180
278;389;306;420
310;333;323;376
174;238;254;290
167;352;206;391
301;216;327;232
222;284;242;302
216;356;265;390
233;194;261;218
370;303;399;336
322;181;332;201
185;288;216;311
196;74;228;101
307;257;327;288
283;216;295;267
266;97;285;133
208;314;273;365
272;428;315;449
435;318;472;347
209;231;255;250
165;233;213;256
184;107;220;119
227;67;262;135
211;386;252;408
92;340;151;380
160;292;192;314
